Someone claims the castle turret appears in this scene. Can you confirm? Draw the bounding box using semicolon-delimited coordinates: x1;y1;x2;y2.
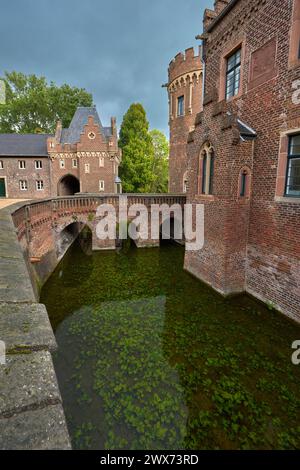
165;47;203;193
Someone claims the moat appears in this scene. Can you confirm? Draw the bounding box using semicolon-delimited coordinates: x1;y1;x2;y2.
41;236;300;450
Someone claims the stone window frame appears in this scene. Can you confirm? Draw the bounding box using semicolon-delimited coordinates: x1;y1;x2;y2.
0;160;3;170
72;159;78;169
276;128;300;202
289;0;300;69
99;180;105;192
177;95;185;117
35;160;43;170
85;163;90;174
36;180;44;191
198;142;215;196
59;159;65;169
18;160;26;170
19;180;28;191
99;156;105;168
219;39;245;103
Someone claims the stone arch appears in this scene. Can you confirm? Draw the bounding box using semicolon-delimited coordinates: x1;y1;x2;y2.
58;174;80;196
55;220;93;259
198;141;215;195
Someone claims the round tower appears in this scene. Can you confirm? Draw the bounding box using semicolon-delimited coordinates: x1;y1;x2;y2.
166;47;203;193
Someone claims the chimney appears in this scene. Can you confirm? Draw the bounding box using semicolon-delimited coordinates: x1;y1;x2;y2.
111;117;117;136
55;120;62;142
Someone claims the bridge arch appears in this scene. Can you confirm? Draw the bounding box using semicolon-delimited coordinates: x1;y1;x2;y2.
58;174;80;196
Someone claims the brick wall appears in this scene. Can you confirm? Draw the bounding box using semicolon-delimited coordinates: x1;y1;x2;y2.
185;0;300;321
0;157;51;199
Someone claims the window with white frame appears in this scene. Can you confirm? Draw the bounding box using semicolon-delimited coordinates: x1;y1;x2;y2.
35;160;42;170
85;163;90;174
99;157;105;167
99;180;105;191
59;159;65;169
72;159;78;168
19;160;26;169
0;161;3;170
19;180;28;191
36;180;44;191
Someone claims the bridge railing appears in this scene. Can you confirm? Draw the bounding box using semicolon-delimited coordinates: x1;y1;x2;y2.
11;194;187;241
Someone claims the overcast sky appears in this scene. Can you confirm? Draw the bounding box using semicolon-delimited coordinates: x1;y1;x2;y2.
0;0;210;136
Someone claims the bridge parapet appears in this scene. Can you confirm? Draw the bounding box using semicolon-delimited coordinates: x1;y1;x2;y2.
11;194;187;284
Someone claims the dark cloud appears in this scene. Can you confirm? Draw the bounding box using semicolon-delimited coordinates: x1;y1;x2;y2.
0;0;208;136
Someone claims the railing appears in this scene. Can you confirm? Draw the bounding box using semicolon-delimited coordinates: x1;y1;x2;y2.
11;194;187;241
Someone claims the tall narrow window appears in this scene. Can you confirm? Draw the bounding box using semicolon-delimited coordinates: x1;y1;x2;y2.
0;161;3;170
285;134;300;197
72;159;78;168
35;160;42;170
226;48;241;99
200;143;214;195
59;159;65;169
85;163;90;174
177;96;185;117
202;152;207;194
99;180;105;192
19;160;26;169
240;171;247;197
99;157;104;167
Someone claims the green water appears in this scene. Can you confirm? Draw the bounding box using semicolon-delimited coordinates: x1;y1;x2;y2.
41;237;300;450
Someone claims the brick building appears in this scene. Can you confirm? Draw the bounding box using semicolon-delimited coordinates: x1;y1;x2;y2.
0;106;122;199
182;0;300;321
165;48;203;193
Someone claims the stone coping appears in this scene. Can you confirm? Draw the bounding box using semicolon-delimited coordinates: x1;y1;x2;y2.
0;203;71;450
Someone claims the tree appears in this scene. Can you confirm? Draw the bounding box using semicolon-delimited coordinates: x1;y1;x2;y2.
0;71;93;134
119;103;155;193
149;129;169;193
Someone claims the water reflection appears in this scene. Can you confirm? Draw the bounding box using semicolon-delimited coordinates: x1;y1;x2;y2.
41;240;300;450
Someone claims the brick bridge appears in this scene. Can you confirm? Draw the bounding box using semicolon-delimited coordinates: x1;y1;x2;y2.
12;194;186;285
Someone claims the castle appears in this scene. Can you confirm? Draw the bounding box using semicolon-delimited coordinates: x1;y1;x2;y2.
166;0;300;322
0;106;122;199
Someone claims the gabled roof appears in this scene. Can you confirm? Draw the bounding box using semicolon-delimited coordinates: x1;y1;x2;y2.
60;106;112;144
0;134;52;157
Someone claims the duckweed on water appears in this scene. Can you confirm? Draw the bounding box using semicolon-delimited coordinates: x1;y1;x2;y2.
40;238;300;450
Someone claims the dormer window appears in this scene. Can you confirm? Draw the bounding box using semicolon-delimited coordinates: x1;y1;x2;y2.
226;48;241;100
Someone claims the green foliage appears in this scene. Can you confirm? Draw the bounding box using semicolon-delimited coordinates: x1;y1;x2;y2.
119;103;155;193
149;129;169;193
0;71;93;133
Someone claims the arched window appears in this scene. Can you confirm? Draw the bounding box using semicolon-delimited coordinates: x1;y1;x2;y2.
238;166;251;198
199;142;214;195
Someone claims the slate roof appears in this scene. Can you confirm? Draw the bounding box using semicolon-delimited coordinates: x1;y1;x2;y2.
237;119;257;141
60;106;112;144
0;134;52;157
